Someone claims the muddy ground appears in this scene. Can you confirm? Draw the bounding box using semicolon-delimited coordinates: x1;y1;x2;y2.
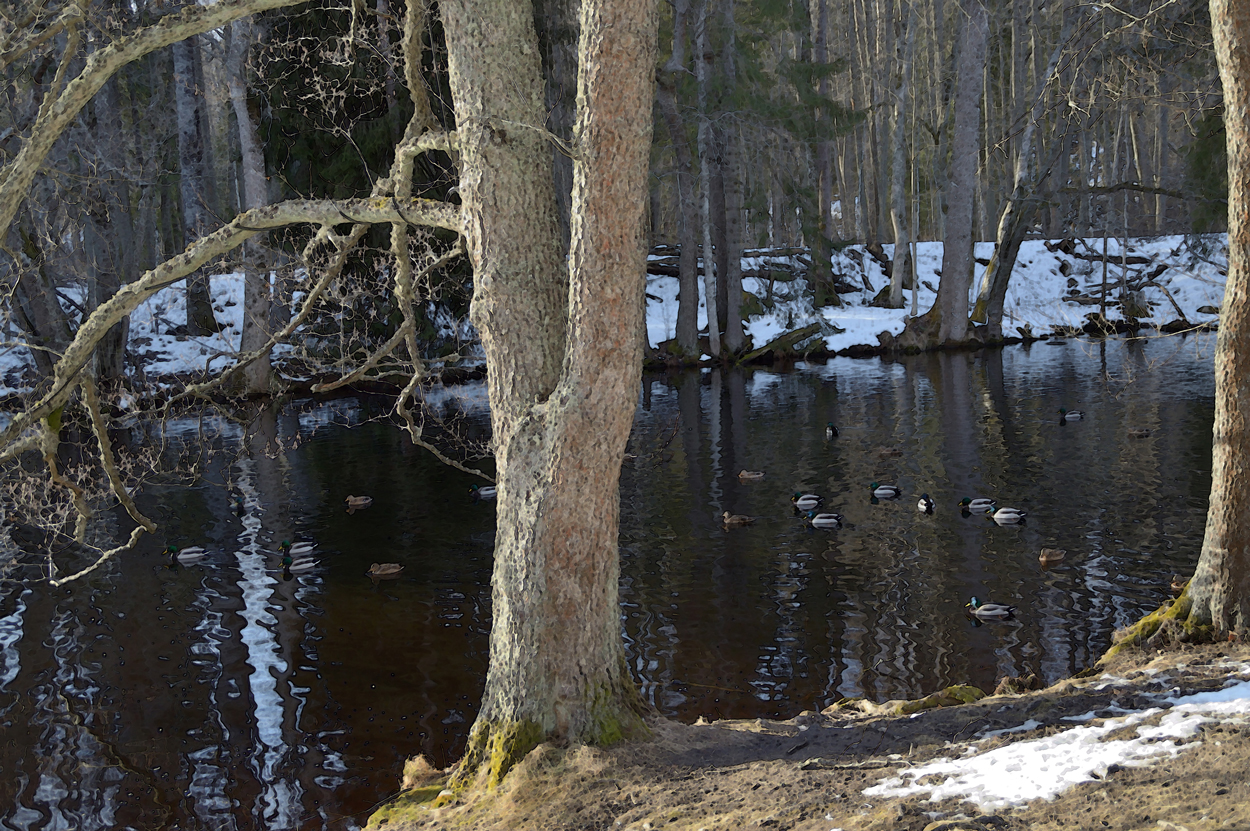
367;642;1250;831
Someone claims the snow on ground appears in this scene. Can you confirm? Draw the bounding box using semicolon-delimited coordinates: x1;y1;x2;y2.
0;235;1229;397
864;661;1250;810
647;235;1227;353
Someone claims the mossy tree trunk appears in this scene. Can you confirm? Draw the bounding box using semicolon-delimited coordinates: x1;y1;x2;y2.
1183;0;1250;635
1112;0;1250;658
441;0;656;789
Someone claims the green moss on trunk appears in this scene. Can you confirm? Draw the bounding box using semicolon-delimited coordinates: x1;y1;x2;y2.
1099;588;1219;665
452;719;546;792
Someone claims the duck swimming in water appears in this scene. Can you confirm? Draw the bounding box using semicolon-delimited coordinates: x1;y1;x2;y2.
792;492;823;511
165;545;207;564
805;511;843;529
989;507;1027;525
917;493;935;514
966;597;1017;620
958;497;997;514
870;482;902;499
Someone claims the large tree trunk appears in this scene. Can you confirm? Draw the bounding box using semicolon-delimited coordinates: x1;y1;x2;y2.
694;0;720;357
657;79;701;358
229;18;274;396
1178;0;1250;634
971;25;1070;336
442;0;655;788
173;35;220;335
932;0;987;344
718;0;744;352
886;0;915;309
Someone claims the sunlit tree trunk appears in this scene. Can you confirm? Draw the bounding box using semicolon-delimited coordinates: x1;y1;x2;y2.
1180;0;1250;634
972;16;1070;336
442;0;656;787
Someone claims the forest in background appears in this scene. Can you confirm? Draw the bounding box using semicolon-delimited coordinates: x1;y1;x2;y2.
0;0;1227;381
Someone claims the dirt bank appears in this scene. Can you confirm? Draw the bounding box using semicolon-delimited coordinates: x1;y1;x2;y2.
368;642;1250;831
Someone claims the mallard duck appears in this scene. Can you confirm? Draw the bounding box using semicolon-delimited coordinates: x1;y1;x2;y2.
917;493;935;514
722;511;756;527
1039;548;1067;564
738;470;766;481
805;511;843;529
966;597;1017;619
1058;407;1086;422
958;497;997;514
367;562;404;577
825;422;839;439
870;482;901;499
989;507;1027;525
792;492;823;511
345;494;373;514
469;484;498;500
279;540;317;557
282;554;319;573
232;493;246;515
165;544;207;564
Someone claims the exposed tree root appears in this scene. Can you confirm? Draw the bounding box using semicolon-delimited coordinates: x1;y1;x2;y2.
1099;585;1219;665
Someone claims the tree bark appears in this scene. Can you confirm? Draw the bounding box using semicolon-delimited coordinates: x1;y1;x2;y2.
442;0;654;788
933;0;987;344
0;0;309;271
886;0;915;309
718;0;744;352
173;34;219;335
971;18;1070;334
1180;0;1250;634
657;80;701;358
229;17;273;395
694;0;720;357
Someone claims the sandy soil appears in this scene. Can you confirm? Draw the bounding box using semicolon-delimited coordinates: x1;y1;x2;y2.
368;642;1250;831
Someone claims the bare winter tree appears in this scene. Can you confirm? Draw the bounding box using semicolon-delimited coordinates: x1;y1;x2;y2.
1106;0;1250;652
2;0;660;791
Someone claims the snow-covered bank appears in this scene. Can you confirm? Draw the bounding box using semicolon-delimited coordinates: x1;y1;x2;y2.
648;234;1226;355
0;234;1228;397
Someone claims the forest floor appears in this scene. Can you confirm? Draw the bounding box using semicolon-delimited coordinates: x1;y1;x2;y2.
368;640;1250;831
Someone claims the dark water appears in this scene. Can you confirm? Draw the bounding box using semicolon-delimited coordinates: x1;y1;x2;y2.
0;335;1217;829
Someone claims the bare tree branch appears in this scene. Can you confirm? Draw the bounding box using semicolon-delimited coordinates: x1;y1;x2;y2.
48;525;148;587
81;375;157;533
0;0;315;252
0;196;461;455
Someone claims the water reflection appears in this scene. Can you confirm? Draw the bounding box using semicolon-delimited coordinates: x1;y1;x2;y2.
0;335;1217;828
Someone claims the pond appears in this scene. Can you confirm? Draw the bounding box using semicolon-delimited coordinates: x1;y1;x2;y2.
0;334;1217;830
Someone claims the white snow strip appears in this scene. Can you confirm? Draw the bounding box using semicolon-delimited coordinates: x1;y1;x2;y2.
864;678;1250;810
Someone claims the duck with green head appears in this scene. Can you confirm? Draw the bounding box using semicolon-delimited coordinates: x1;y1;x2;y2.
792;492;823;511
870;482;901;500
165;544;207;565
805;511;843;529
279;540;317;557
966;597;1017;620
958;497;997;514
